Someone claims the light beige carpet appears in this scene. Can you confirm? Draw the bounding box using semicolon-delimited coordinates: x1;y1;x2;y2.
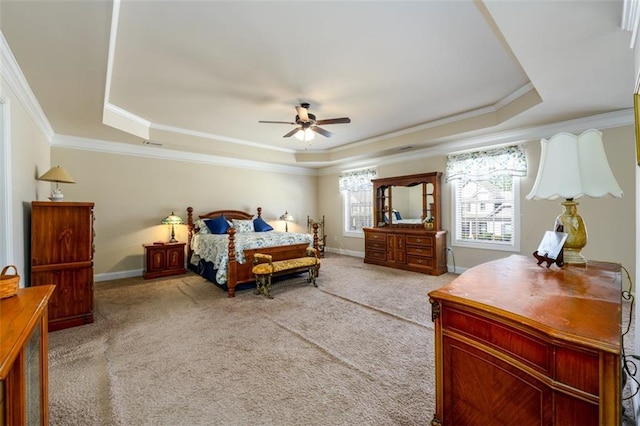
48;254;457;425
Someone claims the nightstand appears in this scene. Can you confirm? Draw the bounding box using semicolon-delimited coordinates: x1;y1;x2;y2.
143;242;186;279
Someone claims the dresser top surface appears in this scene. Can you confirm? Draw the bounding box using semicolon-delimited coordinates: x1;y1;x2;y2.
0;286;55;378
429;254;621;353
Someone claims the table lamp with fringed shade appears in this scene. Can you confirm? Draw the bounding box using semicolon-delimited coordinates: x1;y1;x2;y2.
161;212;184;243
279;211;294;232
526;129;623;265
37;166;75;201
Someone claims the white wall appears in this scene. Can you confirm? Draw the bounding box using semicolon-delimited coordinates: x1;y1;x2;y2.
0;73;51;286
319;126;636;282
51;146;318;280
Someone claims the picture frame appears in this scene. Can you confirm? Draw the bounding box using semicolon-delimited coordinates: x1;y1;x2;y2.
634;93;640;166
532;231;568;268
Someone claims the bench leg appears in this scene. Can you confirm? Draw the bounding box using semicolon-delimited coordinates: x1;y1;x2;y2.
308;266;318;288
254;275;263;295
254;274;274;299
263;274;273;299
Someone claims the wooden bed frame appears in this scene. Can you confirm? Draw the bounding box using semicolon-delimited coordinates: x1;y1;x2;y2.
187;207;319;297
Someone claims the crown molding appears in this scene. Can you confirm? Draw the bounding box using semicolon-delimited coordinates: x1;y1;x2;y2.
319;108;634;175
103;81;536;159
328;83;537;154
52;107;633;179
51;134;317;176
4;20;632;177
104;103;151;128
104;0;121;106
151;122;296;154
0;31;54;141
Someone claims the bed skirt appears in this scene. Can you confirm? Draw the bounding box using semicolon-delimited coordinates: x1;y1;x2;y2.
191;259;256;293
191;259;308;295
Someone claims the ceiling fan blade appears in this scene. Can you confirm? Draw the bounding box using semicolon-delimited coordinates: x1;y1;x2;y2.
311;126;333;138
283;128;301;138
259;120;296;125
315;117;351;125
296;105;309;122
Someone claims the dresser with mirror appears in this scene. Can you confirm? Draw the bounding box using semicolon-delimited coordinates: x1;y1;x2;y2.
363;172;447;275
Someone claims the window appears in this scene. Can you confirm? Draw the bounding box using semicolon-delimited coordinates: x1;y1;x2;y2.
447;146;526;251
339;168;376;235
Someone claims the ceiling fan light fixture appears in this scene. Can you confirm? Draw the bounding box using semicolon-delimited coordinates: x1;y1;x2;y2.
295;128;314;141
259;103;349;139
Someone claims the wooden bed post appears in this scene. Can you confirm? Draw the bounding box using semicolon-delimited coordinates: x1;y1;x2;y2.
312;222;319;251
187;207;194;265
227;227;237;298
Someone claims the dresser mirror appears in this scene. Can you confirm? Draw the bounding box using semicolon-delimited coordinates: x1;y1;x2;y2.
373;172;441;230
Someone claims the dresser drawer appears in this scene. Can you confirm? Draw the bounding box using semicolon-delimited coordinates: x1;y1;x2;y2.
555;346;599;395
406;235;433;246
442;306;551;374
365;232;386;242
407;256;433;269
366;250;387;261
406;245;433;257
366;241;387;252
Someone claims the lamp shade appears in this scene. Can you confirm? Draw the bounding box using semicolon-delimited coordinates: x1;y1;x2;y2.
161;212;183;243
279;211;294;222
161;212;184;225
38;166;76;184
526;129;623;201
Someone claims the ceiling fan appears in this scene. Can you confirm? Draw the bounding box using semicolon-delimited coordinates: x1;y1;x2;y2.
259;103;351;141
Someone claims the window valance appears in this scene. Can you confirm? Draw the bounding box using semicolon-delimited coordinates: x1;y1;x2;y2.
338;168;377;192
446;145;527;182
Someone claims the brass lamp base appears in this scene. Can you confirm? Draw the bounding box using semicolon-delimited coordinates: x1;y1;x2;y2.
554;200;587;265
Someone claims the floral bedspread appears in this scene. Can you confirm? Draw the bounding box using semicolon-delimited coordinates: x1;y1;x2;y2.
190;231;313;284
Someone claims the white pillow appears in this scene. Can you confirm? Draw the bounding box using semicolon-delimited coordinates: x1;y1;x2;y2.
232;219;254;233
194;219;210;234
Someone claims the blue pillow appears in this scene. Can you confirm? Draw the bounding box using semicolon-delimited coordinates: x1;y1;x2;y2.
253;216;273;232
205;215;230;234
393;210;402;220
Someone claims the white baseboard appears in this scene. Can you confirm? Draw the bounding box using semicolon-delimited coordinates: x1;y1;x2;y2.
95;269;143;282
93;257;466;282
326;248;469;275
325;247;364;258
449;265;468;274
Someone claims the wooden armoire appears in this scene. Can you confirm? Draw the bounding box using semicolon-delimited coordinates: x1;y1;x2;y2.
31;201;95;331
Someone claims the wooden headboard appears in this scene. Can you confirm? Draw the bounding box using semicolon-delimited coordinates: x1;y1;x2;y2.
186;207;263;259
198;208;259;221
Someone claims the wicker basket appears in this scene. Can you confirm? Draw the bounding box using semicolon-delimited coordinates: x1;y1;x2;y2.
0;265;19;299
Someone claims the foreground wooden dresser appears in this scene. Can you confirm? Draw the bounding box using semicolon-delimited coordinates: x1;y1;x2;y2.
31;201;95;331
428;255;621;425
0;285;55;425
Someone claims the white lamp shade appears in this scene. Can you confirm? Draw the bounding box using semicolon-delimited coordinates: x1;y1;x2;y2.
280;211;294;221
526;129;623;201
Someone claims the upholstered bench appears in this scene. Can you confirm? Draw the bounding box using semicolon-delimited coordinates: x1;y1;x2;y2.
252;247;321;298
